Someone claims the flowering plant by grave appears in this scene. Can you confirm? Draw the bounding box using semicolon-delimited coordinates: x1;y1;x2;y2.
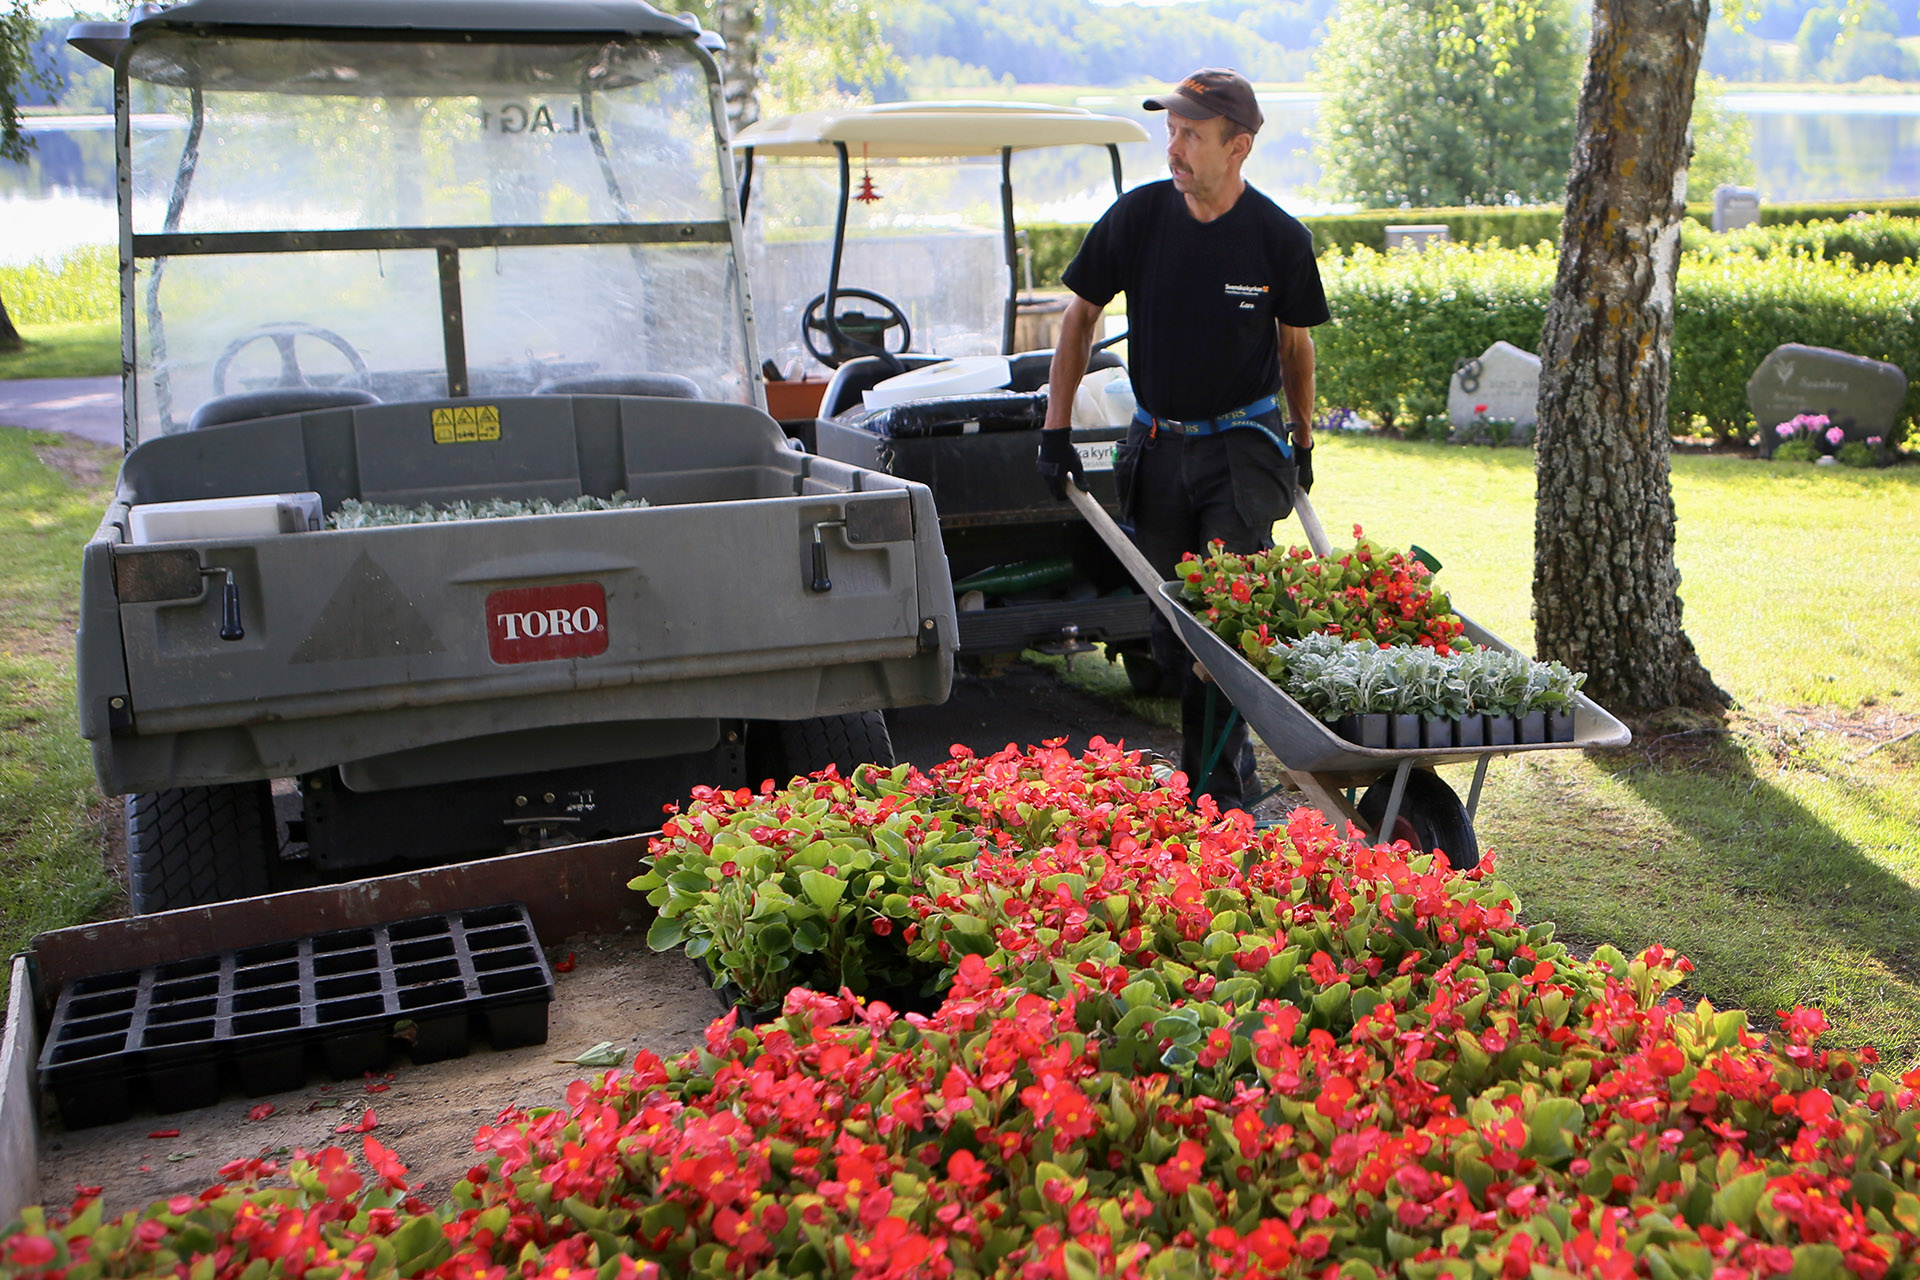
1453;402;1534;448
1770;412;1844;462
9;744;1920;1280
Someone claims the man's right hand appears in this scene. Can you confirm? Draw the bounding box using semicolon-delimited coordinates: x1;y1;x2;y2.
1036;428;1086;501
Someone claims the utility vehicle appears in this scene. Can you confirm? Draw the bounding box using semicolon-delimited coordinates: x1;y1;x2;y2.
732;103;1168;684
69;0;956;912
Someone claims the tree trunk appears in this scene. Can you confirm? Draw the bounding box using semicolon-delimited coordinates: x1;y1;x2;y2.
715;0;763;135
0;289;22;352
1532;0;1729;714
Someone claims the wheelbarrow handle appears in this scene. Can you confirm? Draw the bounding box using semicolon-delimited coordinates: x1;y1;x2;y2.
1292;487;1333;557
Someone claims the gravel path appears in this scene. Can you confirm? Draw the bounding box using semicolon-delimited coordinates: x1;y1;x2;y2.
0;376;121;446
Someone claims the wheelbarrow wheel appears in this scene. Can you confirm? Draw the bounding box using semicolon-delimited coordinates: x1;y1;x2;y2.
1357;768;1478;871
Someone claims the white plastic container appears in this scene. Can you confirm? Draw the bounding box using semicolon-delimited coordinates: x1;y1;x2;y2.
1101;374;1136;427
128;492;325;545
1064;365;1135;429
861;355;1012;412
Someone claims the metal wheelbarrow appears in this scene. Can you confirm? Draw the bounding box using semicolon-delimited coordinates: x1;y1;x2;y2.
1065;480;1631;866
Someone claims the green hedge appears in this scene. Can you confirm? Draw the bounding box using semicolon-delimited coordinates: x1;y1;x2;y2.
1681;210;1920;268
1312;242;1919;444
1313;243;1557;432
0;245;117;325
1672;253;1920;442
1023;197;1920;285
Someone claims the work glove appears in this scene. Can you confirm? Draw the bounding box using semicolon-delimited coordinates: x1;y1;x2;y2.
1036;428;1086;501
1293;439;1314;493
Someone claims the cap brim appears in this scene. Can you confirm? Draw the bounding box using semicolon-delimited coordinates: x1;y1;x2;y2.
1142;93;1217;121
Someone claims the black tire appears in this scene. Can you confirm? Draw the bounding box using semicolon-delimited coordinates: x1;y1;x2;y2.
1356;768;1479;870
763;711;896;784
1121;649;1164;696
125;783;278;914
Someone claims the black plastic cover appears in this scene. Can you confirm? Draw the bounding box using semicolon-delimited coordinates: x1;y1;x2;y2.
71;0;698;67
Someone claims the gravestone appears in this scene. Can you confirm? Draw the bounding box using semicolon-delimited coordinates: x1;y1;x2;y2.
1448;340;1541;431
1746;344;1907;457
1385;223;1450;252
1712;184;1760;232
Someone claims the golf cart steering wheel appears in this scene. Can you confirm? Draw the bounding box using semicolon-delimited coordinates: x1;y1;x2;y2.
211;322;370;395
801;289;912;369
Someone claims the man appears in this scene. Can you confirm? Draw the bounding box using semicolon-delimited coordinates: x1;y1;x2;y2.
1036;67;1330;813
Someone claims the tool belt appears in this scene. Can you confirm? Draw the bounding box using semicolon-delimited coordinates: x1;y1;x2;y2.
1134;395;1292;457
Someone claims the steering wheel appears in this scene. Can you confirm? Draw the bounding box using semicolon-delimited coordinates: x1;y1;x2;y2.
801;289;912;369
211;322;370;395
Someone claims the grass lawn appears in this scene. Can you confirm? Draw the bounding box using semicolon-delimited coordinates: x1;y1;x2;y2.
0;320;120;381
0;430;120;975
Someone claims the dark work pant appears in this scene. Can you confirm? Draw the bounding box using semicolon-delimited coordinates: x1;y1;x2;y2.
1121;421;1293;812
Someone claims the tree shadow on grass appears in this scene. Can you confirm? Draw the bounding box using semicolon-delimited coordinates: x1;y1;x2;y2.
1588;722;1920;1054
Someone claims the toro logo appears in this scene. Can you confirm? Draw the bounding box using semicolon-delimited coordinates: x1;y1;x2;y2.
486;582;609;664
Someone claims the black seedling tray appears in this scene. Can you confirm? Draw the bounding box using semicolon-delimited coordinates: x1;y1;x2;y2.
38;903;553;1129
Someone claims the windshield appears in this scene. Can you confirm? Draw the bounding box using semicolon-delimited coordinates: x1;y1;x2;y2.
122;33;752;441
744;147;1120;379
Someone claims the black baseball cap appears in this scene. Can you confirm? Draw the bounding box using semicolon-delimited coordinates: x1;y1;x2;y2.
1143;68;1263;136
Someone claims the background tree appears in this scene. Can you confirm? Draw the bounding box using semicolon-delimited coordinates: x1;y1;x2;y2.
688;0;898;132
1532;0;1729;713
1688;72;1757;192
1309;0;1582;207
2;0;57;352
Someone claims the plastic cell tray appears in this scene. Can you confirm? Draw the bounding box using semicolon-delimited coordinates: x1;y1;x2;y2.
37;903;553;1129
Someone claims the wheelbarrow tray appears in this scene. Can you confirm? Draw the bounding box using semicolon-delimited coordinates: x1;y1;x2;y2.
1157;582;1632;778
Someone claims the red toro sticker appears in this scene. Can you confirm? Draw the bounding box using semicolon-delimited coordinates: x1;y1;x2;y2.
486;583;609;664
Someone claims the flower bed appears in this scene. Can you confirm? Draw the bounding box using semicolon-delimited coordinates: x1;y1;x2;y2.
8;744;1920;1280
1178;528;1470;655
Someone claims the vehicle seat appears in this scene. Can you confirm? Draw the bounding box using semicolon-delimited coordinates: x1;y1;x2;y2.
1006;348;1121;393
818;354;950;419
821;351;1124;416
535;373;702;399
189;387;380;430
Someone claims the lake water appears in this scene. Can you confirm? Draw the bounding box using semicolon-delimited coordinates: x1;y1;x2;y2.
6;92;1918;264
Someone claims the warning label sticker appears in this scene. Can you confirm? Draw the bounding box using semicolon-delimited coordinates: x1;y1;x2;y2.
432;405;502;444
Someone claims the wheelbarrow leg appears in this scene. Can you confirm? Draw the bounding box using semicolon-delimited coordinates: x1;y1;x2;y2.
1374;760;1414;844
1197;685;1243;798
1465;755;1491;823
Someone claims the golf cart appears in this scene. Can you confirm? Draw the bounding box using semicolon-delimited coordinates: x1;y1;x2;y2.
732;103;1166;683
68;0;957;913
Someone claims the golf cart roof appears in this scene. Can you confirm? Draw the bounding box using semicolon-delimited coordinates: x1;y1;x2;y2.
732;101;1148;159
70;0;701;67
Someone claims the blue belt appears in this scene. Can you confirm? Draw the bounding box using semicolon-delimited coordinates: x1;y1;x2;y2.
1135;395;1291;456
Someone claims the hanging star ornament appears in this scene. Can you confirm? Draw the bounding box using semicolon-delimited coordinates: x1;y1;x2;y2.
854;145;882;204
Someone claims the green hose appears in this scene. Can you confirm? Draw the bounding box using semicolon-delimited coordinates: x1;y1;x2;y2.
953;556;1078;596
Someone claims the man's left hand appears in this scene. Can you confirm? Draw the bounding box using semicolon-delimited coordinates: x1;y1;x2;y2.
1294;439;1314;493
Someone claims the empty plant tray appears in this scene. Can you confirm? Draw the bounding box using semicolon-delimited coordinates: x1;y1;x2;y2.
37;903;554;1129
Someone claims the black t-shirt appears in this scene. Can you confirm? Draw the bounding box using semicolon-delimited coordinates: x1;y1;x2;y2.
1062;180;1330;422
